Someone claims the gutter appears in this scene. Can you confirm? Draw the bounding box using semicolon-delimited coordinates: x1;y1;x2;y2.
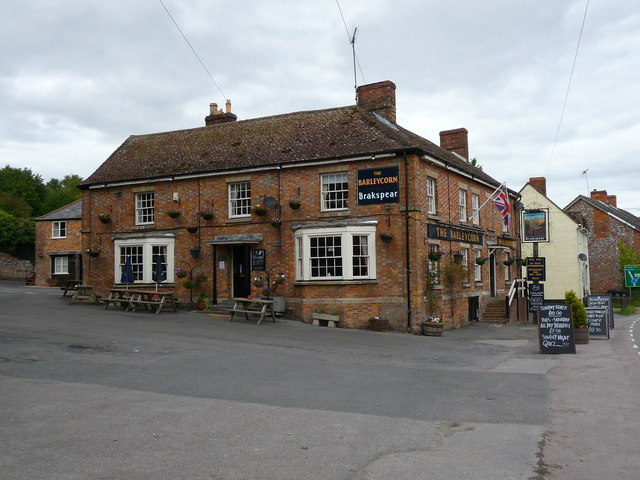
404;150;412;332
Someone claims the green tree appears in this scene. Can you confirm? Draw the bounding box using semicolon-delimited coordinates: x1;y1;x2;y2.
0;192;32;217
0;165;47;216
42;174;83;214
0;210;35;259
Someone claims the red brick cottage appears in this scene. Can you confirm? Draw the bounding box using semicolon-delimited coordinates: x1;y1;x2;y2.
79;81;520;330
565;190;640;294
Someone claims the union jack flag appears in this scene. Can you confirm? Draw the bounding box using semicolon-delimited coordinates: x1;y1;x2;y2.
493;184;510;229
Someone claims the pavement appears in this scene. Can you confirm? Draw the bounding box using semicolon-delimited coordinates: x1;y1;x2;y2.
1;279;639;479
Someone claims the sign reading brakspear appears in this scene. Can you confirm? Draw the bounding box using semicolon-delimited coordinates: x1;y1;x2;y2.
357;166;400;205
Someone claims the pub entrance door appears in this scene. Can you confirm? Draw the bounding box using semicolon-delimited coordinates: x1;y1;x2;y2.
232;245;251;298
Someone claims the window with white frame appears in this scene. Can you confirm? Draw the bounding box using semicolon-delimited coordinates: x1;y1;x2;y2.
428;244;440;285
471;193;480;225
426;177;437;214
321;172;348;211
53;256;68;274
294;225;376;281
460;247;469;280
504;253;511;281
135;192;155;225
52;221;67;238
474;248;483;282
228;181;251;218
114;236;175;284
458;188;467;222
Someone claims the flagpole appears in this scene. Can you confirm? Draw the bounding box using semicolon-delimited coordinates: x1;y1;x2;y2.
468;182;505;222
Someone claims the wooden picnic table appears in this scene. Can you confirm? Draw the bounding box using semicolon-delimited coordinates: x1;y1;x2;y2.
103;288;177;314
61;280;80;297
70;284;100;304
227;297;276;325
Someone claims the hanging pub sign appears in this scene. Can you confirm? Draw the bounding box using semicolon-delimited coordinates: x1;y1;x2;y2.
522;209;549;242
357;166;400;205
427;223;484;245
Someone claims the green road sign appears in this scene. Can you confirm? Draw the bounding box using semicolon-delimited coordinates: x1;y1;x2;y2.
624;265;640;288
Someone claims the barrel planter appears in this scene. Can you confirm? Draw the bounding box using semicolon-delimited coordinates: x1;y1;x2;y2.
422;322;444;336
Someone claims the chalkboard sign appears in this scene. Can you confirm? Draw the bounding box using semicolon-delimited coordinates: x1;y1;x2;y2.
529;283;544;312
251;249;266;270
586;294;614;329
538;300;575;354
586;307;609;339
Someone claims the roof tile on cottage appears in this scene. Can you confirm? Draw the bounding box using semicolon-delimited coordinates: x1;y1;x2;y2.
568;195;640;232
36;199;82;221
81;105;500;189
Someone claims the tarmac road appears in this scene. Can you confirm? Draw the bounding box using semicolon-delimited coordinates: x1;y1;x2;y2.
1;279;638;479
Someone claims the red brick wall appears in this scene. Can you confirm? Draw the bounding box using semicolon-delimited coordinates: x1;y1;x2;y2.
82;153;518;330
34;219;82;286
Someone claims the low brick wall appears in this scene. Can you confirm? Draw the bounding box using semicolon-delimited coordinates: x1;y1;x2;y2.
0;253;33;280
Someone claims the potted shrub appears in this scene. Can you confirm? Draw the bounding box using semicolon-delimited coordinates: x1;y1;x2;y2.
167;210;180;218
98;214;111;224
565;290;589;344
200;210;214;220
197;292;210;311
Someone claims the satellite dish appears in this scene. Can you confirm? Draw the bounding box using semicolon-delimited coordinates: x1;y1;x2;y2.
263;196;278;209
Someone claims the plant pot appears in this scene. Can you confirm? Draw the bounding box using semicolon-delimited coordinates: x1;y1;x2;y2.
197;300;205;311
574;327;589;344
422;322;444;336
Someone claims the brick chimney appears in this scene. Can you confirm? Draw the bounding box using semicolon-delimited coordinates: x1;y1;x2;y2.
529;177;547;196
205;100;237;126
439;128;469;160
356;81;396;123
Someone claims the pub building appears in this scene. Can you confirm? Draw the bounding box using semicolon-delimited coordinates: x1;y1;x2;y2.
78;80;520;331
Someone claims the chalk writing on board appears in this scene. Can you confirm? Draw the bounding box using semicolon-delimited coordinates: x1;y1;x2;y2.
538;301;576;354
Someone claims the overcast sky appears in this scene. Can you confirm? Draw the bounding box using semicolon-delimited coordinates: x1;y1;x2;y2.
2;0;638;212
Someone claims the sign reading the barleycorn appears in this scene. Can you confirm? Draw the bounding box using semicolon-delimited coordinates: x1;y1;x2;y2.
357;166;400;205
427;224;484;245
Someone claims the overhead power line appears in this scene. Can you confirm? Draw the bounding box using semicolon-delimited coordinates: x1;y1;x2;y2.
335;0;366;88
158;0;231;110
545;0;590;175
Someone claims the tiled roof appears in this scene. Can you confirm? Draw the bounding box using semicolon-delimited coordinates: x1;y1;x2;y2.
568;195;640;232
36;199;82;221
81;105;501;189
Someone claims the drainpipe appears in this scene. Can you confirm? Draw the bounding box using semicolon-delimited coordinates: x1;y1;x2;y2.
404;151;412;332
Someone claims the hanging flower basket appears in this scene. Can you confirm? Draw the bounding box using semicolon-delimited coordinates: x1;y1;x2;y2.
168;210;181;218
288;200;301;210
270;219;282;228
428;252;442;261
200;211;214;220
475;257;488;265
87;249;101;257
186;226;198;233
503;259;514;266
175;269;188;278
380;233;393;243
254;205;267;216
183;280;195;290
98;214;111;224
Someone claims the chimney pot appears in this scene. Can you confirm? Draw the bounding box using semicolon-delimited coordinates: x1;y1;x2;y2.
209;103;218;115
439;128;469;160
356;81;397;123
205;100;237;126
225;99;232;113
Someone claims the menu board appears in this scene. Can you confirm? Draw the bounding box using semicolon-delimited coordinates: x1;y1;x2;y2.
529;283;544;312
538;300;575;354
586;307;609;339
251;249;266;270
586;294;614;329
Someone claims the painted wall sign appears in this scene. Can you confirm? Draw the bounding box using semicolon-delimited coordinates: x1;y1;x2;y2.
538;300;575;354
427;224;484;245
522;209;549;242
357;166;400;205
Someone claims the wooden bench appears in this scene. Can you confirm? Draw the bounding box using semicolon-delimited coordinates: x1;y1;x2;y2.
61;281;80;297
227;298;276;325
104;288;177;314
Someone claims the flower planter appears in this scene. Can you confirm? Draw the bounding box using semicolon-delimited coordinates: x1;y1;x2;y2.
87;250;101;257
574;327;589;344
422;322;444;336
254;206;267;216
380;233;393;242
313;312;341;328
186;226;198;233
168;211;180;219
289;201;301;210
200;212;214;220
428;253;442;262
270;220;282;228
98;215;111;224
